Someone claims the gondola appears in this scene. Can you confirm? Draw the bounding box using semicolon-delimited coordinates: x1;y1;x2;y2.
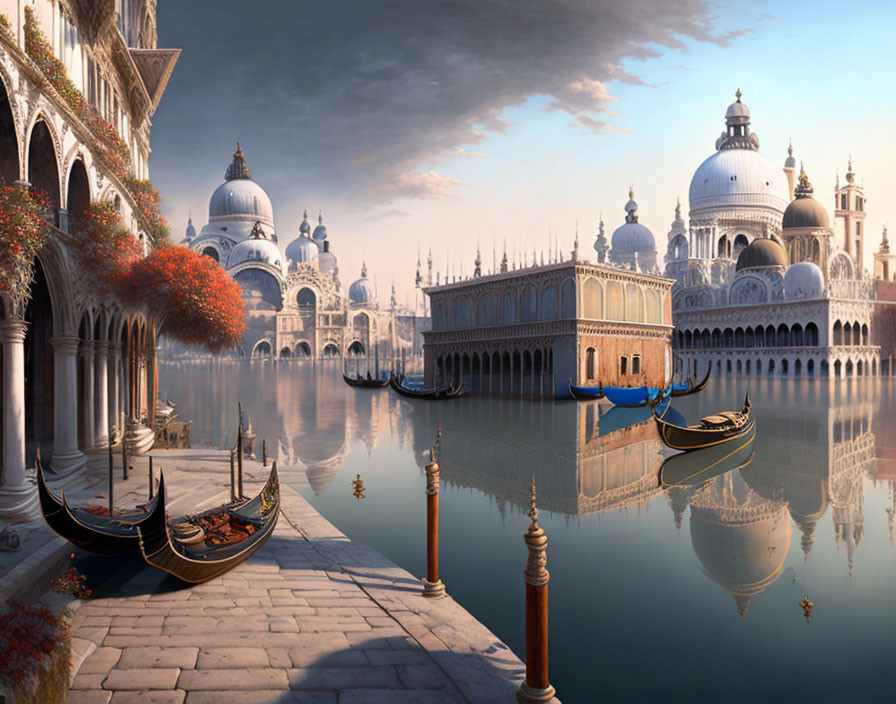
137;463;280;583
37;458;159;556
567;379;604;400
654;392;754;451
671;364;712;397
658;422;756;487
342;372;389;388
603;382;671;408
388;373;464;400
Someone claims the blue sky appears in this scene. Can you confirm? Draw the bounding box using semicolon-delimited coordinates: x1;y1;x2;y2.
153;1;896;304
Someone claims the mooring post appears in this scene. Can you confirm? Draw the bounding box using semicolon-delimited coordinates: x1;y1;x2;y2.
237;425;244;499
148;456;154;500
108;442;114;516
263;437;268;467
422;449;446;598
229;448;236;503
121;434;128;480
517;477;555;703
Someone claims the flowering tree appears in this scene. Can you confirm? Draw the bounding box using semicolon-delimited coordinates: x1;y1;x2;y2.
0;184;47;315
120;246;246;352
68;202;143;293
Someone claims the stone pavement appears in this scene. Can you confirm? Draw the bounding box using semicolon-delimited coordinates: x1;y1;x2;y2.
61;449;558;703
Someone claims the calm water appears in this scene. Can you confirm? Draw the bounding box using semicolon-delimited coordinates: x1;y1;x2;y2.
158;361;896;703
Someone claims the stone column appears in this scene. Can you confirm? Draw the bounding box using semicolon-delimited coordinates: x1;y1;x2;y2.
93;341;109;447
108;341;121;440
0;321;40;522
49;335;86;478
80;340;95;449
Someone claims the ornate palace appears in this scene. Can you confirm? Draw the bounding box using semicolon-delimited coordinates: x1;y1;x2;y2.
422;250;674;397
179;145;427;362
0;1;178;522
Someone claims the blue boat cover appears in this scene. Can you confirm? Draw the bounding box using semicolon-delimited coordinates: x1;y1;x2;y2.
672;381;690;392
569;382;604;397
603;385;650;406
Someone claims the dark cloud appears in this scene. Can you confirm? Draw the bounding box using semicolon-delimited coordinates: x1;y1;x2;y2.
152;0;746;209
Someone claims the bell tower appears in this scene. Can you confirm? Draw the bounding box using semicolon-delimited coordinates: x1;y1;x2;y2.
874;226;896;282
834;156;867;273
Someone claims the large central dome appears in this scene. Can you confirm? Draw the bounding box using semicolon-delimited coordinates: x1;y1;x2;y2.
689;149;789;215
208;144;275;227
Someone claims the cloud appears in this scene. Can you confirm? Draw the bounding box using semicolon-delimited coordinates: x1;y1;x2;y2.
153;1;750;210
670;64;696;71
364;209;420;222
452;147;487;158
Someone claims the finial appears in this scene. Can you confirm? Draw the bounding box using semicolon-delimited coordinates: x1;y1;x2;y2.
318;210;323;225
735;88;742;102
629;184;634;201
787;139;793;156
235;139;242;154
674;197;681;221
848;153;853;172
361;261;367;277
527;476;539;527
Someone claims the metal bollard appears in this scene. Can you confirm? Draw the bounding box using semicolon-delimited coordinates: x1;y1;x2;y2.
421;450;446;598
516;477;555;704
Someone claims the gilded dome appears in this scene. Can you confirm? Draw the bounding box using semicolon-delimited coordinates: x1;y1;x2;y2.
782;169;829;229
735;238;787;272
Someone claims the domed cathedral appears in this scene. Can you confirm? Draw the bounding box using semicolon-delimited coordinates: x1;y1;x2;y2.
607;187;658;273
180;144;426;362
668;91;880;379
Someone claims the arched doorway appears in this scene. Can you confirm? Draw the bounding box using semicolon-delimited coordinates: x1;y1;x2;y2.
67;158;90;228
347;341;365;356
252;340;271;358
24;259;55;455
296;342;311;358
28;120;60;220
322;343;339;358
0;77;18;184
279;347;291;359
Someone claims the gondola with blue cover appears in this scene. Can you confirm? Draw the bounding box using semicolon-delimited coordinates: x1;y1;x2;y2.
603;382;672;408
567;379;604;400
671;363;711;397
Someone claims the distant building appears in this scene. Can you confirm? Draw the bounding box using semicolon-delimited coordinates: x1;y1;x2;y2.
422;253;674;396
180;145;427;361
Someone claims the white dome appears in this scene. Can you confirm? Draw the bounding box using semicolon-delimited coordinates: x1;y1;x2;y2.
319;250;338;275
611;222;655;254
689;148;788;215
285;235;319;264
784;262;824;301
209;178;274;226
228;236;283;273
349;264;376;303
726;100;750;120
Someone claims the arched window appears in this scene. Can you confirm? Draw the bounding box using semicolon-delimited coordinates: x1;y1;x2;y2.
620;356;628;376
833;320;842;346
777;324;788;348
353;312;369;329
453;298;471;328
792;323;804;347
735;328;744;347
476;294;494;327
806;323;819;346
297;287;316;309
520;286;537;322
624;283;642;322
605;281;624;320
560;278;576;318
540;286;558;320
201;247;219;263
583;278;602;319
586;348;596;379
862;323;869;346
500;292;515;324
843;322;852;345
782;358;789;375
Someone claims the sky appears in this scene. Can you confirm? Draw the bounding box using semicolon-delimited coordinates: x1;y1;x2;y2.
150;0;896;306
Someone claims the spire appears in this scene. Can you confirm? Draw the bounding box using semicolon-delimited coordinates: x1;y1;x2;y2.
225;140;251;180
735;87;742;102
360;261;368;278
846;154;856;184
474;242;482;278
594;214;608;263
500;239;508;273
427;247;433;286
625;186;639;223
881;225;890;254
674;197;681;222
794;162;814;197
390;279;397;310
415;246;423;288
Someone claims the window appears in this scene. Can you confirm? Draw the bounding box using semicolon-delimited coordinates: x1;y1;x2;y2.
631;355;641;375
586;348;596;379
856;221;862;236
840;194;848;210
620;356;628;376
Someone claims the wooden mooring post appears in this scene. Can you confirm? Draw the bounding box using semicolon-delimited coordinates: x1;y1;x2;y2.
229;448;236;502
237;425;244;500
121;434;128;480
107;442;114;516
421;448;446;598
148;456;154;500
263;437;268;467
517;477;555;703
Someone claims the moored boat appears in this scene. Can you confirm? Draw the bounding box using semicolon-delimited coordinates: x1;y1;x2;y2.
567;379;604;400
603;382;671;408
658;422;756;487
342;372;389;388
654;393;754;451
671;364;712;397
388;373;464;400
37;458;159;556
137;463;280;583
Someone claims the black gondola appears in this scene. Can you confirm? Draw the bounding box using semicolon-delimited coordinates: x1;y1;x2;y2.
137;463;280;583
671;364;712;397
658;422;756;487
342;372;389;388
388;373;465;400
37;458;159;556
654;393;754;451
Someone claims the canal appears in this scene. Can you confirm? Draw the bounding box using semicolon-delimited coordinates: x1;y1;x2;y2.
159;360;896;703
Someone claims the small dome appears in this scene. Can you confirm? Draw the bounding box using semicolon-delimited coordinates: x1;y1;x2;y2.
735;238;787;272
312;212;328;241
349;262;376;304
228;225;283;273
725;89;749;121
782;170;829;229
285;235;319;264
784;143;796;169
784;262;824;300
610;186;655;254
319;250;338;275
299;209;312;235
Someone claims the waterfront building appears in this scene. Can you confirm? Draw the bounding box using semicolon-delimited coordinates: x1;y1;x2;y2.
0;1;178;521
422;235;674;397
664;91;880;379
180;145;427;362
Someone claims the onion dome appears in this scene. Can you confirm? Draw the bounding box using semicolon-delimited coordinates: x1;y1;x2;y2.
349;262;376;304
285;234;318;264
182;215;196;244
782;167;829;229
299;208;311;235
227;221;283;272
784;141;796;170
208;143;275;226
784;261;824;300
735;238;787;272
610;187;655;253
312;212;328;241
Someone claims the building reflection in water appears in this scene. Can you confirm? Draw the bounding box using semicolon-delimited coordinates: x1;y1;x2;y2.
160;362;888;617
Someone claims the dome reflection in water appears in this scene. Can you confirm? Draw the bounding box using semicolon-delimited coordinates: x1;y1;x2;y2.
158;361;895;703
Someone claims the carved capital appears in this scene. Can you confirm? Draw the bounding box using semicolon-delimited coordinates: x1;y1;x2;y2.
523;478;550;587
425;461;440;495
